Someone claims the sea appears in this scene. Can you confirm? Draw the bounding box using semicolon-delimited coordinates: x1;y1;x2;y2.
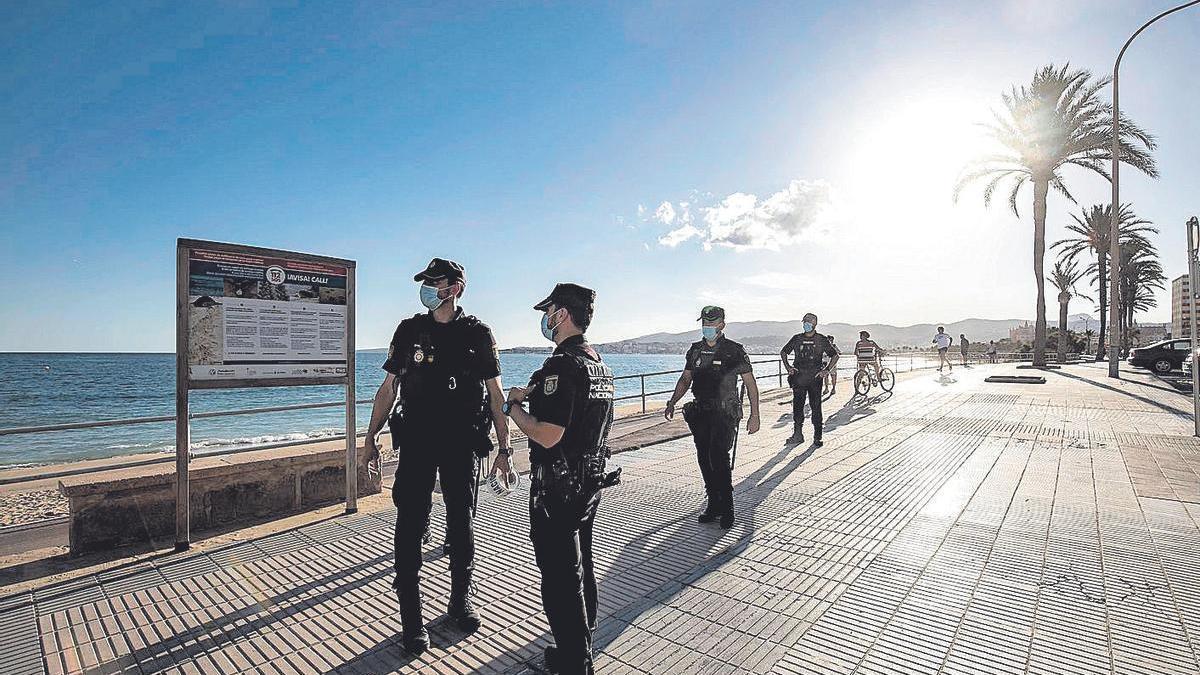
0;351;733;468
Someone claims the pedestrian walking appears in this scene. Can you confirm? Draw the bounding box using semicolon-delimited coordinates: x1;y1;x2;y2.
959;333;970;367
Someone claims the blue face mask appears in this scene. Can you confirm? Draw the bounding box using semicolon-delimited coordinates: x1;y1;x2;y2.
803;322;814;333
420;284;444;310
541;310;561;341
701;326;719;341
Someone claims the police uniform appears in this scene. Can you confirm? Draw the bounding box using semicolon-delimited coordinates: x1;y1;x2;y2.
519;284;615;675
681;306;751;527
384;258;499;646
781;330;838;442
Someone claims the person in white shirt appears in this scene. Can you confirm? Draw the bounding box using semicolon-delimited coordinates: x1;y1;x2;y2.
932;326;954;372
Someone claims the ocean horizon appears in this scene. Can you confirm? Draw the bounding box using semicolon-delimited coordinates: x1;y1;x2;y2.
0;350;759;468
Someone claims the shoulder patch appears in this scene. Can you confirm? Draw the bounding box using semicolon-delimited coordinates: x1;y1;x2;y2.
544;375;559;395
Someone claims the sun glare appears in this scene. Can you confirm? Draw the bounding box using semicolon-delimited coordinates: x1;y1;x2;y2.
843;93;998;211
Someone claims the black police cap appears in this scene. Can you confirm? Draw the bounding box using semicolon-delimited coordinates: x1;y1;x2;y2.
413;258;465;284
697;305;725;322
534;283;595;311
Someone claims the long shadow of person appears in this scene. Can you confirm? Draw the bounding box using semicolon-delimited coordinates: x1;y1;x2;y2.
822;391;892;434
475;428;820;674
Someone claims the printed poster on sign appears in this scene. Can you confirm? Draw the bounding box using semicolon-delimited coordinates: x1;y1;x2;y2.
187;247;349;381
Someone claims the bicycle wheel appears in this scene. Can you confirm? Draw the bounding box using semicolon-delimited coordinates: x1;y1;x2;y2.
879;368;895;392
853;370;871;396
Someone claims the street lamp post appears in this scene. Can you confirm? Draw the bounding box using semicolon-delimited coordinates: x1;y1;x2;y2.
1189;216;1200;437
1109;0;1200;378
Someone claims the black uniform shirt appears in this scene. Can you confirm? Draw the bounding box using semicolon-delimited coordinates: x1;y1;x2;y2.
684;335;752;403
781;332;839;373
527;335;614;462
382;308;499;428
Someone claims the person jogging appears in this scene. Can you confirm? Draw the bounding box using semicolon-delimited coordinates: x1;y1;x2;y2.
933;327;953;372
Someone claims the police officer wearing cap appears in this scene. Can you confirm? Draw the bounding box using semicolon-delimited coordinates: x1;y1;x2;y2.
503;283;615;675
664;306;761;528
780;312;839;446
364;258;514;654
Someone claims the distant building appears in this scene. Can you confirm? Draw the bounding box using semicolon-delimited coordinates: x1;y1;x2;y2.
1173;274;1193;338
1009;321;1035;344
1134;322;1170;345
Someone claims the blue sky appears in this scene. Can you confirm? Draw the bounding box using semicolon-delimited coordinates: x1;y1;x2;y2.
2;0;1198;351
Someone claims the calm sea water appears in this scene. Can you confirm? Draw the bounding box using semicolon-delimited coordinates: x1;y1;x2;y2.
0;351;711;467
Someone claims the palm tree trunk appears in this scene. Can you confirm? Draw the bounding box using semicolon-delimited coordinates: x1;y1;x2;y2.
1058;292;1069;363
1032;178;1048;367
1096;257;1107;362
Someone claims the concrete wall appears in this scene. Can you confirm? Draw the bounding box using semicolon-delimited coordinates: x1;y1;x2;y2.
60;442;381;556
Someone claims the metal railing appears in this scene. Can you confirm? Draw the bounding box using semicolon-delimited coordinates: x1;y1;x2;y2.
0;350;1084;483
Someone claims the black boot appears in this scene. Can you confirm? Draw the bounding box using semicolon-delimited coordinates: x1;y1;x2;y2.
448;576;481;633
813;425;823;448
397;585;429;654
719;491;734;529
786;427;805;445
698;491;719;523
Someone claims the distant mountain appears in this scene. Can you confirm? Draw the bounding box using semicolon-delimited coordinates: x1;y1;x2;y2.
588;314;1103;354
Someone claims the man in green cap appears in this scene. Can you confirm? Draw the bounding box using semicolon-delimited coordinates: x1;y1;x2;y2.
665;306;761;528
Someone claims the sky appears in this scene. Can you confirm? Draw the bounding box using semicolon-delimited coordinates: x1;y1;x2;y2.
2;0;1198;351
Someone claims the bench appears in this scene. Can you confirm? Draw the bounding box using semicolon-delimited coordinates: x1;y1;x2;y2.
58;438;381;556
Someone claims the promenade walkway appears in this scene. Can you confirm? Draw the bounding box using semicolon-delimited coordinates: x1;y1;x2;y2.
4;362;1200;674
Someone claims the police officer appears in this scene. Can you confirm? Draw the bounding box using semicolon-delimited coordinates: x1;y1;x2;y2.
664;306;761;528
503;283;615;675
364;258;514;654
780;312;839;446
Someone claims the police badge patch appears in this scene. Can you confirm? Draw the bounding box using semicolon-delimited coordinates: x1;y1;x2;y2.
544;375;559;395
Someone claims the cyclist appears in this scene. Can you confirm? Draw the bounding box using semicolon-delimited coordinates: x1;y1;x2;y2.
854;331;886;379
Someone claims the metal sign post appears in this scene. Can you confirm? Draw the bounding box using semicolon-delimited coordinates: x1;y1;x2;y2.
1189;217;1200;437
175;239;357;550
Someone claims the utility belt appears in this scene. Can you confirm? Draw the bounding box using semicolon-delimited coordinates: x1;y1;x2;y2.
531;446;622;516
388;408;493;458
682;397;741;423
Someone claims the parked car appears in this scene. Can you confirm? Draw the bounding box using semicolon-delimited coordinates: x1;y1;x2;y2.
1129;339;1191;374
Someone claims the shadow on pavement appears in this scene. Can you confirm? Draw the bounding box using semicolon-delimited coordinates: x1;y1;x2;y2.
1048;368;1191;417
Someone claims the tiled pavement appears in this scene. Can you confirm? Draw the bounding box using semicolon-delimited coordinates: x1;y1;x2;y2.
5;362;1200;674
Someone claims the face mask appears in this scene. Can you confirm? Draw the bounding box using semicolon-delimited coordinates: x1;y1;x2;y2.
541;310;562;341
803;322;814;333
702;326;719;341
420;284;445;310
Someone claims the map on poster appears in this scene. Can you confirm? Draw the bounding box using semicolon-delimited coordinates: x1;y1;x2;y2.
186;247;349;382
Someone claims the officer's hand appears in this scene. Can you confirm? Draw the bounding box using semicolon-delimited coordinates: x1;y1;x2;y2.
747;413;760;434
786;366;797;376
508;386;527;403
664;400;675;420
363;436;380;463
491;454;514;488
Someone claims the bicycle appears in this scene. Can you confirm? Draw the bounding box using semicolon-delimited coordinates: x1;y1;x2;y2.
853;361;894;396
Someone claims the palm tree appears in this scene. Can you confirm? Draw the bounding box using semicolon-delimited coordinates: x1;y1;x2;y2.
1083;328;1096;354
1052;203;1155;361
1049;259;1090;363
955;64;1158;367
1116;241;1165;354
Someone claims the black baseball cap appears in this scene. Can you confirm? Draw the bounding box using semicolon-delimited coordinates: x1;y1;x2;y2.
698;305;725;322
413;258;465;284
534;282;596;311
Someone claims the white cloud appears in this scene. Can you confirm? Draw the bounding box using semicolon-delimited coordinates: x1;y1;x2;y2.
653;179;834;251
654;201;676;225
658;224;701;247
